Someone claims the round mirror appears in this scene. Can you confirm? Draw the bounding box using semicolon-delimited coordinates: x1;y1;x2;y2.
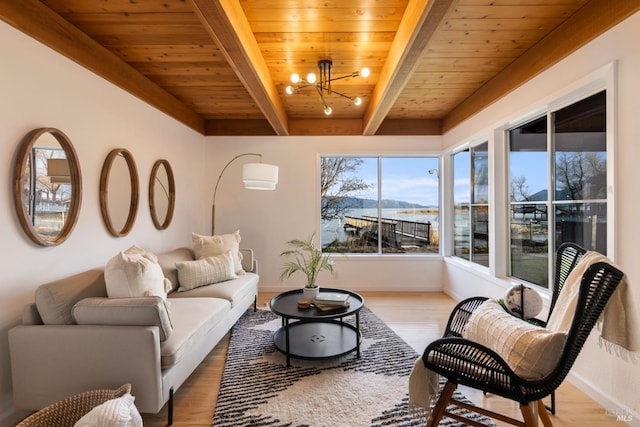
99;148;139;237
149;159;175;230
12;128;82;247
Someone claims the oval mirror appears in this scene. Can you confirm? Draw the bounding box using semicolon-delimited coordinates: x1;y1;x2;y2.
99;148;139;237
149;159;175;230
12;128;82;247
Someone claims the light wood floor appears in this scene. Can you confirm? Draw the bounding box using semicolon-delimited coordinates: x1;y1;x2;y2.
142;292;622;426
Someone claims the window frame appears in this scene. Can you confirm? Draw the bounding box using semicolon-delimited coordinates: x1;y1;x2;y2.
500;76;616;288
450;140;490;268
318;153;441;257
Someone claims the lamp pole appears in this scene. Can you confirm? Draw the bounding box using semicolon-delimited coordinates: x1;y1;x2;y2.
211;153;262;235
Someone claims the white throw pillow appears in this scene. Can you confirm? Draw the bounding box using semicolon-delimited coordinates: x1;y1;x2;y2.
74;393;142;427
192;230;244;274
462;299;567;380
175;251;238;291
105;246;171;301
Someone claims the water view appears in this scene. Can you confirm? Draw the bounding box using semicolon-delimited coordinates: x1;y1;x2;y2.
321;207;439;254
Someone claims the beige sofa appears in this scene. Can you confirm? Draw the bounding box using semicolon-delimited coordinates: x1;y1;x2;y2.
8;247;259;425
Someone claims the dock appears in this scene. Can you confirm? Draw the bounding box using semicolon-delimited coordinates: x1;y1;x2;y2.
343;215;431;248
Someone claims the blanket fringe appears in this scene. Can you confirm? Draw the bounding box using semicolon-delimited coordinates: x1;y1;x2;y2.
598;336;640;363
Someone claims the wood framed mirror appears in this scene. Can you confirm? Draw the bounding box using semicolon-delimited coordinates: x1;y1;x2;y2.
149;159;175;230
99;148;139;237
12;128;82;247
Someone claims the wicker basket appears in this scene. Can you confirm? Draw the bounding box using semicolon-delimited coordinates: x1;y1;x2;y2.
16;384;131;427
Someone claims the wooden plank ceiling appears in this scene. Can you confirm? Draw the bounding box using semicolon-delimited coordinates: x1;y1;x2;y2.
1;0;638;136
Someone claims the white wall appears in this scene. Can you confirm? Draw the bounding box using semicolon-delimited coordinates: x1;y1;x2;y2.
205;136;445;293
0;22;206;426
442;12;640;425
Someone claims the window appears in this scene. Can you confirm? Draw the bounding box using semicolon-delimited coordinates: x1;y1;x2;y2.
453;142;489;266
509;91;607;287
320;156;440;254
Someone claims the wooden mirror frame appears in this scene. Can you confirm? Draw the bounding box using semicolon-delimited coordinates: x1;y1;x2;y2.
12;127;83;247
99;148;139;237
149;159;175;230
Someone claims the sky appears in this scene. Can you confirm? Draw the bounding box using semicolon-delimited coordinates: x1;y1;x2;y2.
339;156;440;207
332;153;552;208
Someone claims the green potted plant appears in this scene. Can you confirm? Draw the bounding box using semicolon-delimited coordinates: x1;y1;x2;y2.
280;233;335;299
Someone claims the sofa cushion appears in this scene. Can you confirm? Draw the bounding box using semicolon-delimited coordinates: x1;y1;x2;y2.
168;272;258;308
105;246;170;301
175;252;237;292
160;298;230;368
72;297;173;342
156;247;194;293
35;269;107;325
462;299;567;380
192;231;244;274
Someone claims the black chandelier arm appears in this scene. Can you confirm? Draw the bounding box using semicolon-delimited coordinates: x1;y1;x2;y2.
314;85;330;109
317;85;356;101
326;72;360;82
290;82;356;102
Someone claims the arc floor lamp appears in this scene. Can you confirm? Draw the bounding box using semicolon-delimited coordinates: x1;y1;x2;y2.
211;153;278;235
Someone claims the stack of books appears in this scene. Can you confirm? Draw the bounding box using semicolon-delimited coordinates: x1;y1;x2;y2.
313;292;350;311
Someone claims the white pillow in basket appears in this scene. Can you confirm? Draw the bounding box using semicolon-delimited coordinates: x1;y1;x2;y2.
192;230;244;274
105;246;171;301
176;251;237;291
462;299;567;380
74;393;142;427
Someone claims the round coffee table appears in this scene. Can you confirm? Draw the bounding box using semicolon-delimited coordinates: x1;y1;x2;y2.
269;288;365;367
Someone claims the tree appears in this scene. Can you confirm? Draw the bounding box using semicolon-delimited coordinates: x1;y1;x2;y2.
320;157;371;220
555;152;606;200
510;175;530;202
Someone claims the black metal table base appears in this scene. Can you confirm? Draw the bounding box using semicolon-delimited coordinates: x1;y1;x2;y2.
273;317;361;367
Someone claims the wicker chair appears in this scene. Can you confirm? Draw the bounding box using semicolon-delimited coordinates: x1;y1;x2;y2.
422;243;624;427
16;384;131;427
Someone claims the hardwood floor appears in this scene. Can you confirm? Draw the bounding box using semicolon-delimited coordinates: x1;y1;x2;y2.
142;292;622;426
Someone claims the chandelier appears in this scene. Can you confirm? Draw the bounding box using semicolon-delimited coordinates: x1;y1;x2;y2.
285;59;370;115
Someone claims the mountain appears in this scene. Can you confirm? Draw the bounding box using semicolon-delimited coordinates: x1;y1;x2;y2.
323;196;430;210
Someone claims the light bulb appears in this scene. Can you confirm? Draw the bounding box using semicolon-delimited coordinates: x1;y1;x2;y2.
354;97;362;106
324;106;332;115
290;73;300;83
360;67;370;78
285;85;294;95
307;73;317;84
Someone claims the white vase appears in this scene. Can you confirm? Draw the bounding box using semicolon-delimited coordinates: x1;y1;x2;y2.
302;286;320;300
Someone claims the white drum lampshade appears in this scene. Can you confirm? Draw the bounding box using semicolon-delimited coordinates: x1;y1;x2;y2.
242;163;278;190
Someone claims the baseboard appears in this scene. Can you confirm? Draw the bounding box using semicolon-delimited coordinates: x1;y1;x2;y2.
567;371;639;426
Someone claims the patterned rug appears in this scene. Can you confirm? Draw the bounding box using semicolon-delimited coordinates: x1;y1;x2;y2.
212;307;495;426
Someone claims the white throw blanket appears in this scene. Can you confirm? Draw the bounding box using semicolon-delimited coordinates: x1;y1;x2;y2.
408;356;440;415
546;251;639;362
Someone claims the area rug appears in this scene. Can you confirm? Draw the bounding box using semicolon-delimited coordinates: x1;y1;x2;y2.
212;307;495;426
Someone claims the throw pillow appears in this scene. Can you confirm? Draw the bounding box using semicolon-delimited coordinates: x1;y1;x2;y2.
192;230;244;274
175;251;238;291
105;246;171;301
462;299;567;380
73;393;142;427
72;297;173;342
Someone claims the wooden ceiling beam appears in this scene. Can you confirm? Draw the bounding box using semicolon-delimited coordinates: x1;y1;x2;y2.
442;0;640;133
205;119;276;136
289;119;363;136
190;0;289;136
362;0;454;136
0;0;206;135
375;119;441;136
